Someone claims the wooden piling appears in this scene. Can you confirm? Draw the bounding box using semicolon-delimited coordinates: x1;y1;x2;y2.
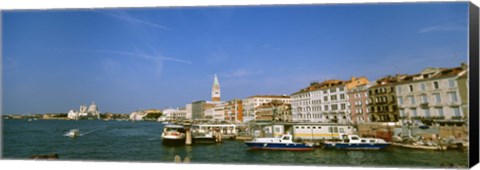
185;128;192;145
174;155;182;163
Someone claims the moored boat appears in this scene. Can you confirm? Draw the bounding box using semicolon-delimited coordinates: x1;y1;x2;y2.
192;132;217;144
161;124;186;145
391;142;447;151
245;134;314;151
322;134;390;150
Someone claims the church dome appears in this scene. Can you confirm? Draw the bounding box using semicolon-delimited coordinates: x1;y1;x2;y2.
88;101;99;114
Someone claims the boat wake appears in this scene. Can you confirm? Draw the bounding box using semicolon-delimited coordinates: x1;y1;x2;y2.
81;129;100;136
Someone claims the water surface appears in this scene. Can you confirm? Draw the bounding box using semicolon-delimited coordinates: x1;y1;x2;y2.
2;119;468;168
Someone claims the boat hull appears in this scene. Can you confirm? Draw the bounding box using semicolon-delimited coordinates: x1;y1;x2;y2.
323;143;390;150
193;137;216;144
391;143;447;151
162;138;186;145
192;135;216;144
245;142;314;151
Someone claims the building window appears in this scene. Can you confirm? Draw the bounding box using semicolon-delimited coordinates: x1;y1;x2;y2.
331;95;337;101
420;83;426;91
449;92;458;102
412;108;417;117
409;96;415;105
452;107;461;117
433;81;439;89
399;109;405;117
340;94;345;100
324;96;328;102
448;79;455;87
436;107;444;117
341;103;346;110
397;86;402;93
398;97;404;105
331;104;338;110
409;85;414;92
421;95;428;103
434;93;441;103
323;90;328;94
324;105;329;111
423;108;430;117
339;87;344;91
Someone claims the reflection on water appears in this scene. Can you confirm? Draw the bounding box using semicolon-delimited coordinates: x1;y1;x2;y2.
2;119;468;168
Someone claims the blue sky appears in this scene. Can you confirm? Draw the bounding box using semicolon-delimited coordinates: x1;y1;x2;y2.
2;2;469;114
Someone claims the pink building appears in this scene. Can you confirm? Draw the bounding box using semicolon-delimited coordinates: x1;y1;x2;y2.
347;84;373;124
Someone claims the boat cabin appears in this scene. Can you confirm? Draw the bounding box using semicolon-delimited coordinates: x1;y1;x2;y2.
164;125;186;133
280;134;293;143
340;134;387;144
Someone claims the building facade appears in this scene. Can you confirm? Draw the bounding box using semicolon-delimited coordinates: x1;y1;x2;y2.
395;64;468;126
242;95;291;123
185;103;192;120
67;101;100;120
347;83;374;124
367;75;405;122
291;77;368;124
254;100;291;122
224;99;243;123
159;107;187;121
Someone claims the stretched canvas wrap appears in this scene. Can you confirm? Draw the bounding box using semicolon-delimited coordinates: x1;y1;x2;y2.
1;1;478;169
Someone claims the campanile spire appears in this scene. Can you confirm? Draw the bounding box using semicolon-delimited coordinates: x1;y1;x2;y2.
212;74;221;102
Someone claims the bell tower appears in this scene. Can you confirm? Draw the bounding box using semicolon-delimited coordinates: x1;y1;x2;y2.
212;74;221;102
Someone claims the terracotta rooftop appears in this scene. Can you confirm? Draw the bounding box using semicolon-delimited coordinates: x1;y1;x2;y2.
247;95;290;99
291;79;347;95
395;65;467;84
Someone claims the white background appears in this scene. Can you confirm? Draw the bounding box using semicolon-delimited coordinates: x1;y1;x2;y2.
0;0;478;170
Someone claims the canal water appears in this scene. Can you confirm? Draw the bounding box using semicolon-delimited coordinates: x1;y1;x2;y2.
2;119;468;168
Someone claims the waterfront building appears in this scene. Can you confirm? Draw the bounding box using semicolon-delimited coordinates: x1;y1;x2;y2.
367;75;406;122
348;82;375;124
395;64;468;126
185;103;193;120
191;100;206;119
241;95;291;123
192;100;221;120
456;65;468;123
254;100;291;122
159;107;187;121
291;77;368;124
67;101;100;120
212;103;226;121
224;99;243;123
129;110;148;121
203;107;214;119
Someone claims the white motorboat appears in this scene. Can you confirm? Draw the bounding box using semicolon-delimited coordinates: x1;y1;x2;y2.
323;134;390;150
245;134;314;151
161;124;186;145
65;129;81;138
